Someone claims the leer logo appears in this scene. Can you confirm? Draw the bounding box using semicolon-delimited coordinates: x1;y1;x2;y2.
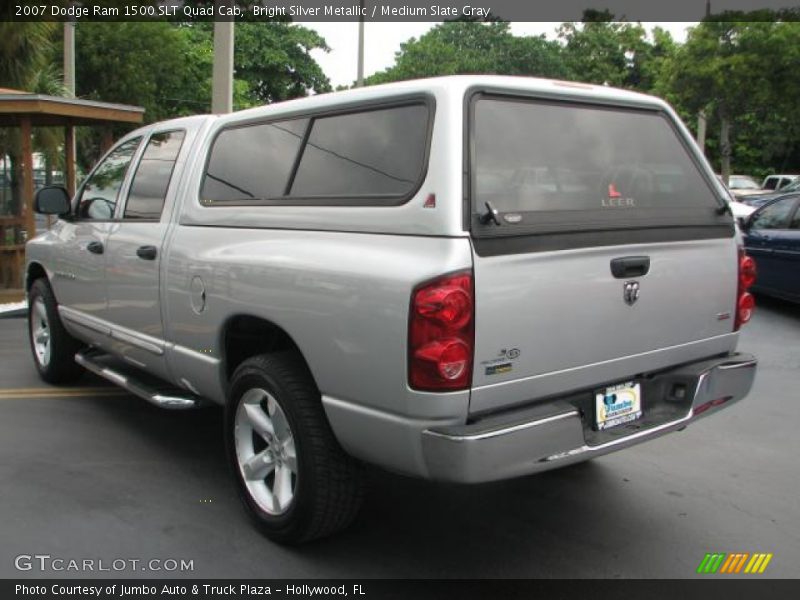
696;552;773;574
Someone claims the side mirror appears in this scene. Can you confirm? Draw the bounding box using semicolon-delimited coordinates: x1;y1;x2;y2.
34;186;71;216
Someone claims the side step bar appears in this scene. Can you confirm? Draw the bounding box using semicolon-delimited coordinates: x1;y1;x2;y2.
75;350;201;410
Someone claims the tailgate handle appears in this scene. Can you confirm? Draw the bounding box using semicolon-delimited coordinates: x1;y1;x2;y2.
610;256;650;279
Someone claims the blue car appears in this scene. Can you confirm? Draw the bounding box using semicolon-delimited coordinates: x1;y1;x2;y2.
738;178;800;207
742;194;800;303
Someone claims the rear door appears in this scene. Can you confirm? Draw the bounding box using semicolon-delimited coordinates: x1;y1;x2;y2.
467;93;738;414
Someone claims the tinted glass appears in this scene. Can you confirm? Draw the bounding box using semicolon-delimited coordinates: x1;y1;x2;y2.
752;197;796;230
77;138;140;220
290;104;428;197
791;207;800;229
124;131;185;220
763;178;778;190
473;98;719;221
201;119;308;202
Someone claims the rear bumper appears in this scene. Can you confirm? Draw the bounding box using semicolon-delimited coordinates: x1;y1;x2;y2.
421;352;757;483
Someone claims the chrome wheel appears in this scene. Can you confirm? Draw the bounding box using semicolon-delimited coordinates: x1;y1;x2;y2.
234;388;298;516
31;297;51;368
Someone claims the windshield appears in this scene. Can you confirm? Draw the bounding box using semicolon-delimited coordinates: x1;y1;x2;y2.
781;178;800;192
729;176;760;190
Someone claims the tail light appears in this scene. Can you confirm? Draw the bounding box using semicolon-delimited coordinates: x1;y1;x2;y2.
409;271;474;391
735;248;756;330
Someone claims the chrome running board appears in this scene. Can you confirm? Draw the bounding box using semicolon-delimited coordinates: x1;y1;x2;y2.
75;350;201;410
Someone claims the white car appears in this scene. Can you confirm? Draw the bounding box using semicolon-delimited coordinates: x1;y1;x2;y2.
725;174;763;197
761;174;798;191
730;199;755;222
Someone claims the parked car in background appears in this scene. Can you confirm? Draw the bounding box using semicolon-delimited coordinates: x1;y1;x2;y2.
721;174;763;196
761;174;798;191
729;197;755;223
742;194;800;303
739;178;800;208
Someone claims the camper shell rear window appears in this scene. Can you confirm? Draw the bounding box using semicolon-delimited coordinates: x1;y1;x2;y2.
469;93;730;239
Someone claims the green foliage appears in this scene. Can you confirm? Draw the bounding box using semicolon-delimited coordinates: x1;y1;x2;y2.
557;19;652;88
181;22;331;108
365;21;567;85
76;22;208;122
73;21;329;166
0;22;60;91
229;22;331;103
657;17;800;175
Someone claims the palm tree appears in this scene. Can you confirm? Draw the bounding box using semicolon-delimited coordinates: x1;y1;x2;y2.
0;23;64;219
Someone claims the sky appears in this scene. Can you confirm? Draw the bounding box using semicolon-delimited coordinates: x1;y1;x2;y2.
296;22;695;88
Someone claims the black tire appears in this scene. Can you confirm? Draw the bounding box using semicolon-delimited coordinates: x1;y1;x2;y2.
27;278;85;384
225;352;365;543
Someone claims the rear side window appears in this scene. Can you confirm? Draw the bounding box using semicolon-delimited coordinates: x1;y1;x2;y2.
124;130;185;220
201;118;308;202
199;101;431;205
291;104;429;197
471;96;724;234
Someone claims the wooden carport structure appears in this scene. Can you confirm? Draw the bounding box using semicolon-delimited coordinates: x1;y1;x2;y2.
0;89;144;301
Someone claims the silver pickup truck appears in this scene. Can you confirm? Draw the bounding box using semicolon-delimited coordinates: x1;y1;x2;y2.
26;76;758;543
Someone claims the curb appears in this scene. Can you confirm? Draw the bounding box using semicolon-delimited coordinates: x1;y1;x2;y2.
0;303;27;319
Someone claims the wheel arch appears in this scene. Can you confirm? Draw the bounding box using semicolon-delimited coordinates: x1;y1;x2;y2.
219;314;318;394
25;261;48;292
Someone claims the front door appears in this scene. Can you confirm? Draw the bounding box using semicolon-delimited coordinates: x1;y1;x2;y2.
53;137;141;347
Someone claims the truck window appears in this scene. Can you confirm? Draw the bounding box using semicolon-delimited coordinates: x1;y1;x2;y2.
289;104;429;198
200;118;308;202
471;96;723;234
124;130;185;220
76;138;141;220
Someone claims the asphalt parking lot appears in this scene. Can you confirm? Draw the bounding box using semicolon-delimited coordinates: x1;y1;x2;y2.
0;297;798;579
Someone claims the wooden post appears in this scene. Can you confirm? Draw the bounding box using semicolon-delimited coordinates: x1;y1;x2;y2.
65;124;76;196
100;126;114;154
20;116;35;240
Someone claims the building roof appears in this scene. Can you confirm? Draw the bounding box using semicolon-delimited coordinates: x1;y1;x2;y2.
0;91;144;126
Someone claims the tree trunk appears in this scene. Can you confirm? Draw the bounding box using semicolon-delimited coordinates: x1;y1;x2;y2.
719;112;731;185
696;109;707;154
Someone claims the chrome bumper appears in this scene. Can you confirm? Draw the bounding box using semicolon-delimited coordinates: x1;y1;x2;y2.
421;353;757;483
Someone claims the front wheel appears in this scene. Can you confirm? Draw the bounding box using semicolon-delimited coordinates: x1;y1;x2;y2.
225;352;364;543
28;278;84;384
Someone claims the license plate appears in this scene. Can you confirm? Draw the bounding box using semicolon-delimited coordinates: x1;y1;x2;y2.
595;381;642;430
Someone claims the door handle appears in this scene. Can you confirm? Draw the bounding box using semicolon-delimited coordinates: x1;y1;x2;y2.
86;241;104;255
136;245;158;260
610;256;650;278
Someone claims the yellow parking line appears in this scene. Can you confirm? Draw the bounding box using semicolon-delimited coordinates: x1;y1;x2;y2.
0;387;128;399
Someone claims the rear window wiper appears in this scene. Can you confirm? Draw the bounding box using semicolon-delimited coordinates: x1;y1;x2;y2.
479;201;501;226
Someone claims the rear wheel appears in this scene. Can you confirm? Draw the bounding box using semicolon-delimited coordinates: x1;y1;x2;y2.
225;352;364;543
27;278;84;384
